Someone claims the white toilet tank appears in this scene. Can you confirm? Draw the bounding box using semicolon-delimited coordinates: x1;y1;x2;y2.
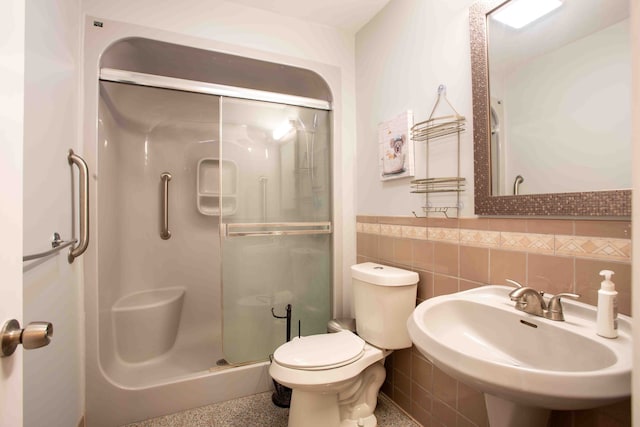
351;262;418;349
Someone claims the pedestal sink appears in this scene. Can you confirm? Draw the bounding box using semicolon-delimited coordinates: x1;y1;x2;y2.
407;286;631;427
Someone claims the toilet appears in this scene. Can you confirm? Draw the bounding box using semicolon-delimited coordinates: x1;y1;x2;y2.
269;262;419;427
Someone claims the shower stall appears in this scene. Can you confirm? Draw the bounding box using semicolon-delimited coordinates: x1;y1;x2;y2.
84;31;334;426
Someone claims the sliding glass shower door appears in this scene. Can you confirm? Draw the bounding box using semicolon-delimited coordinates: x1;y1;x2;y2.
220;98;332;364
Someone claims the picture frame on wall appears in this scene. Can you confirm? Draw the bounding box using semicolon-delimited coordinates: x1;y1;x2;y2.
378;110;414;181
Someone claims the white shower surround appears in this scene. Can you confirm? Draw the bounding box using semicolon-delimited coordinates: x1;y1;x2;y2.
82;17;348;426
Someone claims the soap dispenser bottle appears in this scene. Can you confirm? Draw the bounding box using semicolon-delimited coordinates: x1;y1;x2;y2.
596;270;618;338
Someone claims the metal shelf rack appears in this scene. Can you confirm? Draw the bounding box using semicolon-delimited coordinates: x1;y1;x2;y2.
410;85;466;218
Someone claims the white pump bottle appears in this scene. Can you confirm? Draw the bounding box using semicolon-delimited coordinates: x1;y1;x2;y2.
596;270;618;338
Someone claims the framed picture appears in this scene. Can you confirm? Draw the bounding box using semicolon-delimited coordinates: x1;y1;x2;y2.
378;111;414;181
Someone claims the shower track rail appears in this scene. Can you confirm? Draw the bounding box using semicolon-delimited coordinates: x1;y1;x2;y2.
224;222;331;237
100;68;332;111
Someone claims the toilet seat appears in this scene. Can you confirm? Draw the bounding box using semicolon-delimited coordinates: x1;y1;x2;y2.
273;331;365;370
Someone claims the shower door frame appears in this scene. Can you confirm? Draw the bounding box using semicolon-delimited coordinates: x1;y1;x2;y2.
94;57;333;387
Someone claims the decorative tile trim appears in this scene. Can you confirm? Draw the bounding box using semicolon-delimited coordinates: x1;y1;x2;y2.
459;229;500;248
380;224;402;237
500;232;554;254
355;221;632;262
402;226;427;240
555;235;632;261
428;227;460;243
362;223;380;234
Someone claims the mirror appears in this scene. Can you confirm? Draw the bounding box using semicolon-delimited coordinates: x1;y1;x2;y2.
470;0;631;216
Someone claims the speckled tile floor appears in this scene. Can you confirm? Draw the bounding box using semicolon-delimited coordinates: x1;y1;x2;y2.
123;391;420;427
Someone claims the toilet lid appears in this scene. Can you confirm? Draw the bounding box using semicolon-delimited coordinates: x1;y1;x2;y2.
273;331;365;370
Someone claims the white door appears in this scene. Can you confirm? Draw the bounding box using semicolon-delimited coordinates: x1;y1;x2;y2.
0;0;25;425
632;0;640;423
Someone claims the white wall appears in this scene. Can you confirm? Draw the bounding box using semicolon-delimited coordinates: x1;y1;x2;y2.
22;1;83;426
356;0;476;217
83;0;354;68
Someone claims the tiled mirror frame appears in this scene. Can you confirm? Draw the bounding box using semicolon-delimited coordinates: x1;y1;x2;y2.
469;1;632;217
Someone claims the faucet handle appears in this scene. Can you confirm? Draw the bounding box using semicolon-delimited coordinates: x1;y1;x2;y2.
505;279;524;288
546;293;580;321
506;279;529;298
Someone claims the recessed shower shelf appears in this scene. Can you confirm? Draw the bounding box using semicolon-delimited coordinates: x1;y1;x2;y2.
197;158;238;216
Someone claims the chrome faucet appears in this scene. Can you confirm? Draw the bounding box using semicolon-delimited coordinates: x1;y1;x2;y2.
505;279;579;321
509;286;547;317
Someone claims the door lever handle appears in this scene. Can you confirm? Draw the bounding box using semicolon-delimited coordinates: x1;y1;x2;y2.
1;319;53;357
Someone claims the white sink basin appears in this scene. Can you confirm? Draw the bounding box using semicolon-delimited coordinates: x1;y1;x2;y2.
407;286;631;412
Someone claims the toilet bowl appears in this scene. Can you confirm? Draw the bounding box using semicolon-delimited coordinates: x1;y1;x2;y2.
270;331;389;427
269;262;418;427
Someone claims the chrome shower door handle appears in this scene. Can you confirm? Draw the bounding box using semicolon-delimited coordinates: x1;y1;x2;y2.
67;149;89;263
160;172;172;240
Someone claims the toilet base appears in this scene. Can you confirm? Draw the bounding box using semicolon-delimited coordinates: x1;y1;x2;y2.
289;390;341;427
340;414;377;427
286;361;386;427
287;392;380;427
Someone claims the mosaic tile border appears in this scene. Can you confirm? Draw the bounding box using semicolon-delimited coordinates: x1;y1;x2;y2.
356;222;631;262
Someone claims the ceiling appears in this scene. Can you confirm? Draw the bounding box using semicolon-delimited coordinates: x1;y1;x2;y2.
224;0;392;33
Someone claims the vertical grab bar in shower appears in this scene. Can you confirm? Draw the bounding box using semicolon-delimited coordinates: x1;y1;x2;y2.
259;176;268;222
160;172;172;240
67;149;90;263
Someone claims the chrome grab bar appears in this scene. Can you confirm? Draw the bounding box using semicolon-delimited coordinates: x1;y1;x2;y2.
67;149;89;263
160;172;172;240
513;175;524;195
23;237;78;262
224;221;332;237
259;176;268;222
